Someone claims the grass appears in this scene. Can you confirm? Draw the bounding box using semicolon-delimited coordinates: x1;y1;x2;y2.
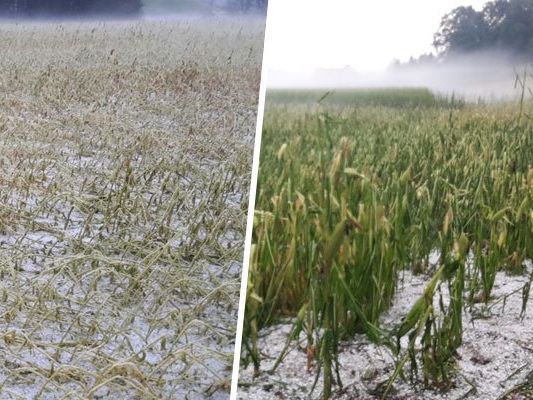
266;88;465;109
241;88;533;398
0;18;264;399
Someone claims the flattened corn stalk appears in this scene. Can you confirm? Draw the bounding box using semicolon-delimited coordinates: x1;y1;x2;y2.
242;88;533;397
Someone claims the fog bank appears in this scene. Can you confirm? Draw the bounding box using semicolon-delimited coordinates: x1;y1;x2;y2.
269;51;532;102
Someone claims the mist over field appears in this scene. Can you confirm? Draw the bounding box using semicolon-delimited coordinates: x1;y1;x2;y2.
269;50;529;101
142;0;267;15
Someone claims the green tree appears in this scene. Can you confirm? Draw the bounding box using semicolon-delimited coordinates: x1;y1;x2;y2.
434;0;533;58
483;0;533;54
433;6;490;55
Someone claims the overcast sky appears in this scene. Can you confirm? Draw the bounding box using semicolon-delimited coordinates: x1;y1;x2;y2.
264;0;487;73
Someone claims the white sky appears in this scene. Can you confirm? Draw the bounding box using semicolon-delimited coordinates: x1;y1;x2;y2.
264;0;488;73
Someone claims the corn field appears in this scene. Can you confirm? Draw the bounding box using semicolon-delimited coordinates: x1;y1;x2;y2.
0;19;264;399
240;88;533;399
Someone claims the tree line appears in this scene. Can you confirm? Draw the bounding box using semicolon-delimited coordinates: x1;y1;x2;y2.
434;0;533;58
0;0;142;16
0;0;267;16
390;0;532;68
227;0;267;12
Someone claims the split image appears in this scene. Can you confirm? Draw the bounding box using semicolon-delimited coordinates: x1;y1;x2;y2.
0;1;532;400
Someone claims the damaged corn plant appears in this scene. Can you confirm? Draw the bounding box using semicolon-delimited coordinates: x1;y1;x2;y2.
0;19;263;398
241;88;533;398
